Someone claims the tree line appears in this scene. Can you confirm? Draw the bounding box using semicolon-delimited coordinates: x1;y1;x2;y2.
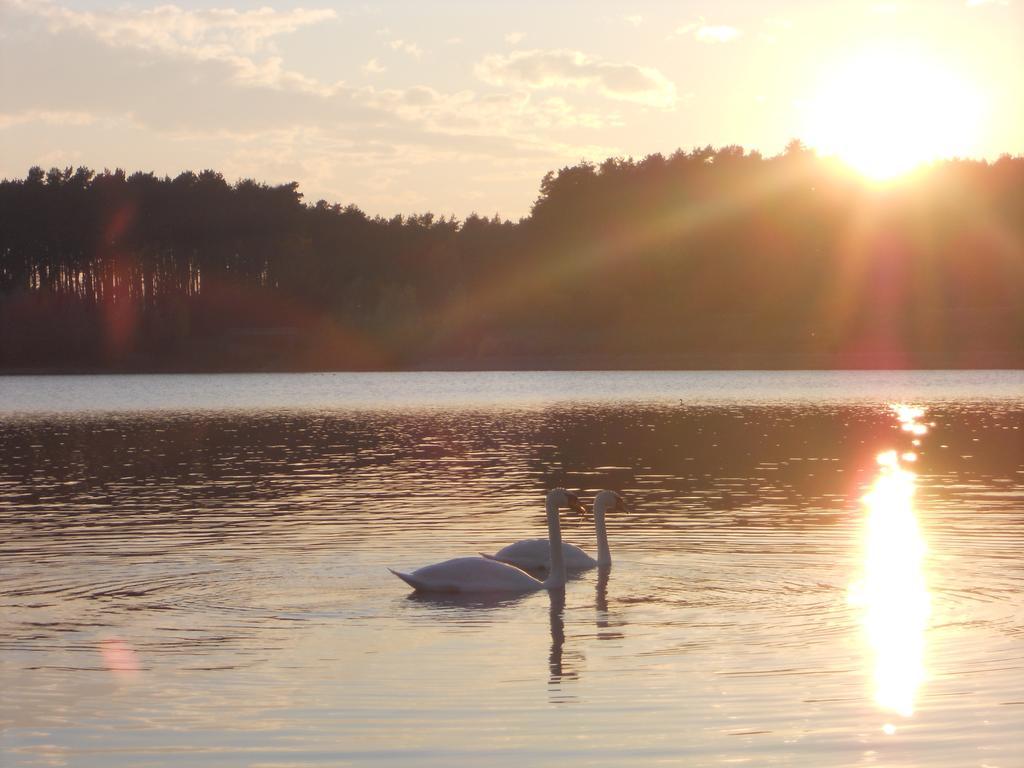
1;142;1022;371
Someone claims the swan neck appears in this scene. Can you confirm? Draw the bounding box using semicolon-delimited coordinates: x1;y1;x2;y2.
542;496;567;589
595;499;612;567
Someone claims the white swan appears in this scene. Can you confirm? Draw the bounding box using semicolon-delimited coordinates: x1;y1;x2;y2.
389;488;585;593
481;490;628;573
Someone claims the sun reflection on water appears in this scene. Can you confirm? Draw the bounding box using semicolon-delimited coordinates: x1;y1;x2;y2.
849;405;931;730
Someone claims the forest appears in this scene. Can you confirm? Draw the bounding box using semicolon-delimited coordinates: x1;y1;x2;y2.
1;142;1022;371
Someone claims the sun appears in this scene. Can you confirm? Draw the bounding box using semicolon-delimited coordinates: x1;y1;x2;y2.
804;46;984;181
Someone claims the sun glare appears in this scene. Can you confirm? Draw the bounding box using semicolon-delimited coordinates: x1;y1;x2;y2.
849;405;931;727
805;46;984;181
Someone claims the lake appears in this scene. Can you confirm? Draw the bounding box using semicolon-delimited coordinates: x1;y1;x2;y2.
1;371;1022;767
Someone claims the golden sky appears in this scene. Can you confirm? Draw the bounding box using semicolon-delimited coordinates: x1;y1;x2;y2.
1;0;1021;217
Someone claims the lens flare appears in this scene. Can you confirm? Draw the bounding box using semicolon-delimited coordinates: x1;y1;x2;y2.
99;636;141;677
849;405;931;721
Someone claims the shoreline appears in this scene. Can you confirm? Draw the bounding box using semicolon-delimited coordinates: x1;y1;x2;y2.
3;356;1022;376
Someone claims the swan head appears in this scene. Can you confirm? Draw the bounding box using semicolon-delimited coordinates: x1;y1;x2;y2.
547;488;587;515
594;489;630;515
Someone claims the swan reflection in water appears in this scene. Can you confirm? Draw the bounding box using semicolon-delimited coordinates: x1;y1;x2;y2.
547;587;578;703
406;567;622;705
849;405;932;733
549;565;623;703
594;565;624;642
406;587;583;703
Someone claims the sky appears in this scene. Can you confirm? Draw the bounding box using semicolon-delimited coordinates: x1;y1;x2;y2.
2;0;1022;219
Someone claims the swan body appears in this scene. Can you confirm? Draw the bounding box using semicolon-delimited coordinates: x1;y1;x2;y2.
482;490;628;573
389;557;544;593
390;488;583;594
482;539;596;572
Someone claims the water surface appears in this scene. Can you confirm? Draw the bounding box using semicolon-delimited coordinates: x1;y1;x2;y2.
1;371;1022;766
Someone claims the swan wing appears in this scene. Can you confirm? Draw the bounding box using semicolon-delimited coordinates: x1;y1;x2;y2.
485;539;597;572
485;538;551;570
563;542;599;570
390;556;544;594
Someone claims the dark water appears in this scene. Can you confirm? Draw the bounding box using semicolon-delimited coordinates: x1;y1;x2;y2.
1;371;1022;766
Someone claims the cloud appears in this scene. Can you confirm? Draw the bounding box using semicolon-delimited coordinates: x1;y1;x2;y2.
475;49;678;108
3;3;611;145
696;25;741;43
5;0;342;95
14;0;337;57
505;32;525;45
624;15;644;27
6;15;608;147
675;20;742;43
362;58;386;74
0;0;624;217
359;84;617;136
0;109;100;130
965;0;1009;5
389;39;423;58
229;55;339;94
